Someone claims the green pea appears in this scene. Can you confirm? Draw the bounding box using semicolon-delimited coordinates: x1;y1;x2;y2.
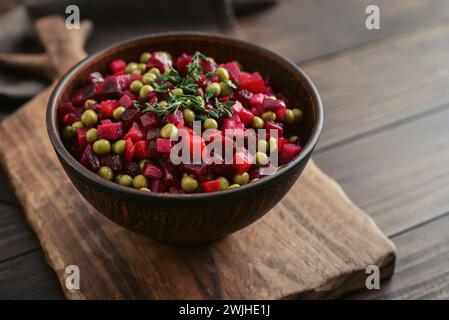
142;72;157;85
86;128;98;143
219;81;233;97
292;108;303;123
233;172;249;185
132;175;148;189
83;99;97;110
125;62;138;74
118;174;133;186
227;184;240;190
139;84;154;99
170;88;184;96
215;67;230;81
183;108;195;124
181;175;198;193
140;187;151;192
138;159;150;170
93;139;111;155
113;106;126;120
137;63;147;72
251;116;264;129
62;125;76;140
97;166;113;181
268;137;278;153
115;173;123;183
257;139;268;153
204;118;218;130
130;80;143;93
113;139;126;154
206;82;221;97
81;109;98;127
284;109;295;124
139;52;151;63
132;69;142;75
159;100;168;107
72;121;83;129
160;123;178;139
256;151;269;166
261;111;276;121
148;67;160;76
288;136;299;144
217;177;229;190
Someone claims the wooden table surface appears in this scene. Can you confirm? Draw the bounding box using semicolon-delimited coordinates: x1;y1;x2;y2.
1;0;449;299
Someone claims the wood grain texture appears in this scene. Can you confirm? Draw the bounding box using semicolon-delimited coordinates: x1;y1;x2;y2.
0;86;395;298
0;250;64;299
240;0;449;63
350;213;449;299
0;202;39;262
302;20;449;150
0;168;19;206
315;107;449;237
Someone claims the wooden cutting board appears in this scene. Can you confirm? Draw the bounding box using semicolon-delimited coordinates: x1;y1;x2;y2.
0;17;396;299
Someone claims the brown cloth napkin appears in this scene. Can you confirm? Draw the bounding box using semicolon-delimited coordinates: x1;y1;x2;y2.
0;0;275;111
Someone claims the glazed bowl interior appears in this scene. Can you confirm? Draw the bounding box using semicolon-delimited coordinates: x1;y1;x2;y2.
50;33;322;198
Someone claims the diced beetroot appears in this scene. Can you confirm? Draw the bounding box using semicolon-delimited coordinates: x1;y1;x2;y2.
124;138;135;162
97;122;123;140
87;72;104;85
80;144;100;171
237;72;267;94
175;53;192;75
146;127;161;140
139;112;159;129
124;161;141;176
278;137;289;151
118;94;133;108
76;128;88;150
201;180;221;193
156;138;172;153
150;179;166;193
102;74;133;97
199;59;217;74
99;100;118;118
234;88;253;106
184;134;206;157
160;160;178;187
124;122;144;142
165;109;184;127
120;108;141;130
101;119;112;125
223;61;241;81
143;164;163;179
279;143;302;164
146;52;172;73
58;102;75;120
110;59;126;74
133;141;151;159
258;98;287;121
264;120;284;138
70;85;96;106
183;164;210;181
232;101;254;125
248;167;261;180
100;154;122;172
233;148;253;174
249;93;265;107
221;114;244;132
62;112;80;125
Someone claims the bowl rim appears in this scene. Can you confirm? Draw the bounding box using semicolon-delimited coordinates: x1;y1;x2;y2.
47;31;323;201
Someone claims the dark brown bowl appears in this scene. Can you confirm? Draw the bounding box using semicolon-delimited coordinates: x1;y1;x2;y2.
47;33;323;244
